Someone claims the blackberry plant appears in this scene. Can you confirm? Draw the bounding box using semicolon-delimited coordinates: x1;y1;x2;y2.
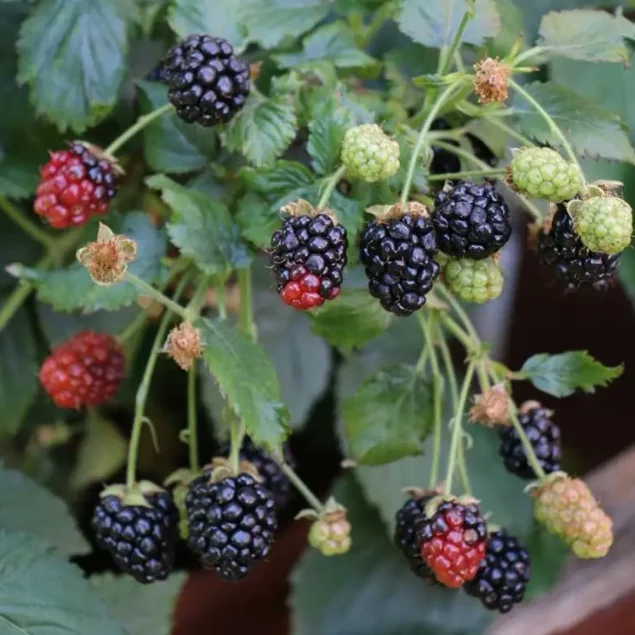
0;1;632;633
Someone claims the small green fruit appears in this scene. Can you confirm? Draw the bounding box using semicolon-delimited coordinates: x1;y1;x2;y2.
444;257;503;304
341;124;400;183
572;196;632;255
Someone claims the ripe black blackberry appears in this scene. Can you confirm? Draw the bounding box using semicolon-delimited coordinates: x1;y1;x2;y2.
220;436;295;511
537;204;620;290
464;529;531;613
394;495;434;579
186;472;277;581
270;213;348;311
499;404;561;479
433;180;511;259
359;212;440;316
161;34;250;127
92;487;178;584
430;119;460;176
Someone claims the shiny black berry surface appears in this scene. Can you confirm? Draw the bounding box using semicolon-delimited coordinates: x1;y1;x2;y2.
394;496;434;579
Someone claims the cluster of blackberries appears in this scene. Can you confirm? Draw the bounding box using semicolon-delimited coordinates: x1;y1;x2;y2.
395;495;531;613
92;439;293;584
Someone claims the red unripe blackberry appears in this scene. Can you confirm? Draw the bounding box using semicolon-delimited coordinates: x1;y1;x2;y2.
359;212;440;316
537;204;620;290
270;213;348;311
162;34;250;127
464;529;531;613
417;498;488;588
186;472;277;581
34;143;119;228
394;495;434;579
39;331;125;409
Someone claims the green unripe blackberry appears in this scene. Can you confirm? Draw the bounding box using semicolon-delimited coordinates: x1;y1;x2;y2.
443;257;503;303
509;147;582;203
341;124;400;183
572;196;632;255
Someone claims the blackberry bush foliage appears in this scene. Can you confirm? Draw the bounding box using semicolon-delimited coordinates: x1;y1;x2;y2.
0;1;632;633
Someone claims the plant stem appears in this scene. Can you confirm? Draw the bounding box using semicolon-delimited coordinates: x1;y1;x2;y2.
237;268;256;340
118;308;149;343
457;441;472;496
125;276;189;489
437;283;480;343
512;46;545;67
428;168;506;182
317;165;347;209
105;103;174;156
437;325;459;408
508;78;584;184
186;275;210;318
401;82;464;206
444;361;475;495
124;272;188;319
216;283;227;320
279;462;324;514
482;116;534;147
187;365;199;472
227;415;246;474
439;10;471;76
508;405;547;479
0;196;53;247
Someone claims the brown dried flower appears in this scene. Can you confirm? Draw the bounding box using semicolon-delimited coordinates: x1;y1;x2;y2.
164;321;202;370
473;57;511;105
469;383;511;427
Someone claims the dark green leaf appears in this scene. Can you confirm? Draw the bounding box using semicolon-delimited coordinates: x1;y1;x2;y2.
330;190;365;249
167;0;245;47
307;98;355;175
138;80;219;174
243;0;332;49
523;522;569;600
200;317;289;448
514;81;635;164
147;174;251;278
37;213;167;312
93;572;186;635
17;0;132;132
0;465;90;556
398;0;500;49
290;475;492;635
0;300;38;435
240;161;314;195
236;192;281;249
538;9;635;64
275;21;376;69
309;289;391;353
343;364;432;465
0;530;125;635
520;351;623;398
222;92;298;168
0;211;41;289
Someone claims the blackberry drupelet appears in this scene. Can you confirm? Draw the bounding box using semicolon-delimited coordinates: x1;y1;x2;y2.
92;487;178;584
537;205;620;290
186;472;277;581
499;404;561;479
270;213;348;311
464;529;531;613
433;180;511;260
394;496;434;579
221;436;294;511
359;212;440;316
418;498;488;588
162;34;250;126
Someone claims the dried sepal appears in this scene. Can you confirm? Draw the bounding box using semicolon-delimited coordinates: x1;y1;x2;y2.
473;57;511;105
164;321;202;371
469;384;511;427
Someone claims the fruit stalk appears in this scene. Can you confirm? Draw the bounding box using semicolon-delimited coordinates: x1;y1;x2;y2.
0;196;54;248
317;164;347;209
279;461;324;514
187;365;199;471
124;272;188;319
507;404;547;480
105;103;174;156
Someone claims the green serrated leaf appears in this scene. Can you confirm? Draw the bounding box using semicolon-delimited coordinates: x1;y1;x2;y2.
200;317;289;448
538;9;635;64
309;289;391;354
514;81;635;164
343;365;432;465
93;572;186;635
243;0;333;49
0;530;124;635
37;213;167;313
0;300;38;435
290;475;492;635
241;161;314;195
167;0;246;48
147;175;251;278
523;521;569;600
274;21;377;69
236;192;281;249
397;0;500;50
17;0;132;132
519;351;623;398
137;80;219;174
222;92;298;168
0;465;90;556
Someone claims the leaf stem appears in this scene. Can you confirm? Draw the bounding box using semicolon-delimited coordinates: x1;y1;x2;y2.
428;168;506;182
444;361;475;495
508;404;547;480
317;165;347;209
188;365;199;472
401;82;464;206
437;283;480;343
439;10;472;76
279;461;324;514
216;283;227;320
0;196;54;248
228;415;246;474
125;276;189;489
105;103;174;156
124;272;188;319
237;268;256;341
